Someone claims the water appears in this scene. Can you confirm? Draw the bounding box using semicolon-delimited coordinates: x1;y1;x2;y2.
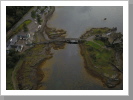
39;6;123;90
47;6;123;38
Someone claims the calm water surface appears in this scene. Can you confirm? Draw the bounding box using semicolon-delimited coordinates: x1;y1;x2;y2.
40;6;123;90
48;6;123;37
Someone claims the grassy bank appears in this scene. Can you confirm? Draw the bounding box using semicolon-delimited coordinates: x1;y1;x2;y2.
85;41;102;50
79;28;122;88
13;44;52;90
12;59;24;90
6;49;24;90
85;41;115;66
80;43;120;88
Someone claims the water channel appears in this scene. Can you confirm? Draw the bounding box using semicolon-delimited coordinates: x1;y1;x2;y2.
39;6;123;90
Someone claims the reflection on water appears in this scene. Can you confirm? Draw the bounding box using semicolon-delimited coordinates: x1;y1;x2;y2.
40;6;123;90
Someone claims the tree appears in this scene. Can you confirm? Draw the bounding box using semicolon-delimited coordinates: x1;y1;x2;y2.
6;22;12;31
37;14;42;24
8;17;15;23
6;6;32;32
31;10;36;18
16;10;23;18
6;49;22;68
37;6;41;10
6;61;15;68
41;8;45;13
9;49;16;56
12;53;20;62
23;23;28;32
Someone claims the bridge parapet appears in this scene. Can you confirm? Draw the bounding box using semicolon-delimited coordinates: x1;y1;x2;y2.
31;38;86;45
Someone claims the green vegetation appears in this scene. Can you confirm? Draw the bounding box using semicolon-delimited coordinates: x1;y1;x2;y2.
94;40;105;46
80;28;123;88
37;6;41;10
99;66;116;76
6;49;22;68
13;44;52;89
37;14;42;24
85;40;114;67
24;45;46;66
85;41;102;50
41;7;45;13
6;68;14;90
82;42;118;78
109;32;123;45
81;40;121;88
6;49;25;90
93;49;113;66
31;10;36;18
81;27;111;39
23;23;29;32
92;28;109;35
31;6;48;18
6;19;32;41
16;20;31;33
41;6;48;13
6;6;33;32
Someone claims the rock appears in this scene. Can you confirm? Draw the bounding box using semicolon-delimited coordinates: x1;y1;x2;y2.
105;78;120;88
114;78;119;81
107;83;115;88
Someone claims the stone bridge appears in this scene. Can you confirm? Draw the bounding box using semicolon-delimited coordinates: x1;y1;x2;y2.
32;38;86;45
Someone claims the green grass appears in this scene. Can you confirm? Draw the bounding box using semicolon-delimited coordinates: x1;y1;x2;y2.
94;40;105;46
85;41;114;67
94;49;114;66
85;41;102;50
6;68;14;90
94;65;117;77
7;19;32;41
81;27;120;79
13;19;32;34
84;43;117;77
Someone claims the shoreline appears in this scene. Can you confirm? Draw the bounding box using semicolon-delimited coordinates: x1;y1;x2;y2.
13;44;53;90
12;7;56;90
11;7;123;90
79;44;121;88
79;27;123;88
39;6;55;35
